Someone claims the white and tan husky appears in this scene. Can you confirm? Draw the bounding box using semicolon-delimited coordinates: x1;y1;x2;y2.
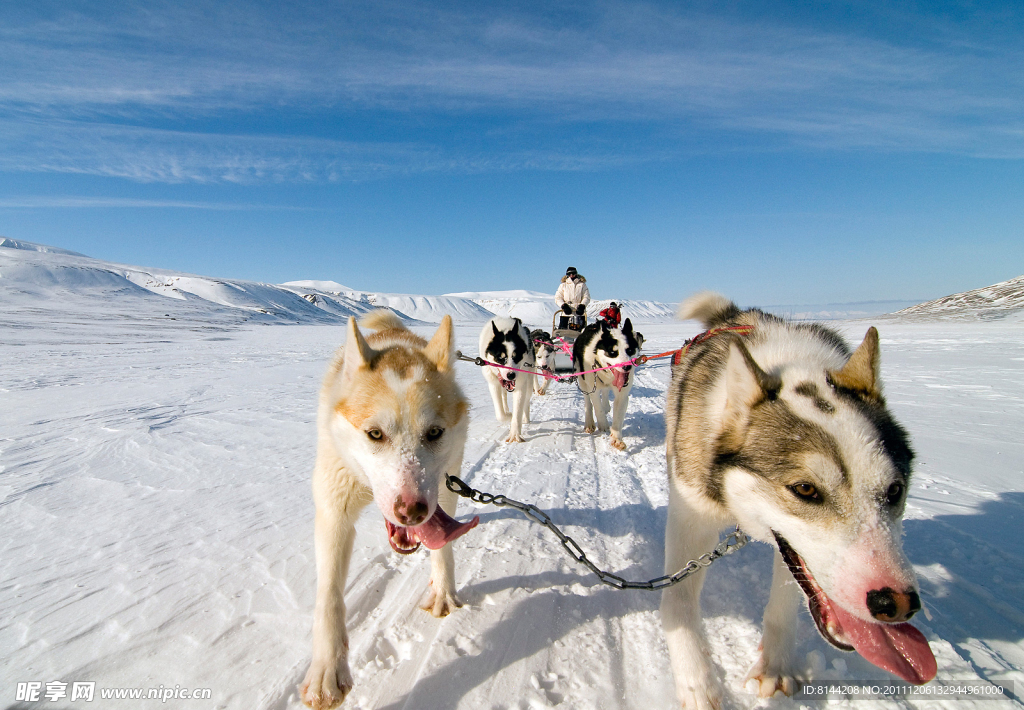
662;293;936;709
300;310;479;710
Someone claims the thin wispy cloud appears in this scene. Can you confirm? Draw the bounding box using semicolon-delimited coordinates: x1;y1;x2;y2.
1;0;1022;184
0;196;307;210
0;117;668;183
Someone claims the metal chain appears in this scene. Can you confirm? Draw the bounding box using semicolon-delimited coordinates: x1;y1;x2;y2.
445;473;749;591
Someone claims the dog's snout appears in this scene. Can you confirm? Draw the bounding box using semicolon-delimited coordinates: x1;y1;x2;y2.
393;495;429;526
866;587;921;623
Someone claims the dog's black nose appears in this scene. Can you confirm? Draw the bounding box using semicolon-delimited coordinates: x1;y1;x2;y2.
507;371;516;380
394;496;429;526
866;587;921;622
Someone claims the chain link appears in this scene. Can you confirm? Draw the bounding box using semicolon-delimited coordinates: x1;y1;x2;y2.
445;473;749;591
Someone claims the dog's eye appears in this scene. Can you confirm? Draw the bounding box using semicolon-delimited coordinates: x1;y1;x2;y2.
425;426;444;442
789;482;820;502
886;481;904;505
366;429;384;441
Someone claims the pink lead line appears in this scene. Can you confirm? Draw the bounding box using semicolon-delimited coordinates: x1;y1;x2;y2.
455;351;643;383
550;336;574;356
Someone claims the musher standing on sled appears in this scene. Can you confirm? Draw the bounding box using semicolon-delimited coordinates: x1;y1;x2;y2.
555;266;590;329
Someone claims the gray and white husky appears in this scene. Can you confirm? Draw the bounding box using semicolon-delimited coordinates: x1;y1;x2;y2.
572;318;642;451
479;316;536;443
661;293;936;709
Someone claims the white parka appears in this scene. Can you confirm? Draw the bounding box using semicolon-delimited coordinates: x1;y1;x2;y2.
555;274;591;309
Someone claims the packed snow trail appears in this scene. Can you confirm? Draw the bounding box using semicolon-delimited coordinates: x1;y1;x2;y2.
1;321;1022;709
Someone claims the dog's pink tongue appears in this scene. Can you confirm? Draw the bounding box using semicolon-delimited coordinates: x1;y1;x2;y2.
411;507;479;550
613;369;627;390
832;605;936;684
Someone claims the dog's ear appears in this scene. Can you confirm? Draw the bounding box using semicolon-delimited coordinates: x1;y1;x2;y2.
342;316;376;385
828;327;881;398
622;318;633;334
425;315;455;372
492;321;501;337
720;340;781;451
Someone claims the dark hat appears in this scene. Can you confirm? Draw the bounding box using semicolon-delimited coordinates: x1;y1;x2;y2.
565;266;578;275
610;302;617;307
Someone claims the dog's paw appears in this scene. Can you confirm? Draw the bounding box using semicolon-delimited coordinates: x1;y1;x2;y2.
609;436;626;451
744;656;798;698
421;584;463;617
677;680;724;710
505;433;524;443
300;659;353;710
583;425;597;434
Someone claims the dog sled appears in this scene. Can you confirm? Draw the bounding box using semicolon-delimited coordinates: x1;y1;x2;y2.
548;311;587;376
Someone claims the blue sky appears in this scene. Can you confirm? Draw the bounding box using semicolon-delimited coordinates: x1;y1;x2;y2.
1;0;1022;305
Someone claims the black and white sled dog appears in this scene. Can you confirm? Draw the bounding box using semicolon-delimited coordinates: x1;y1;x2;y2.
479;317;535;443
530;329;556;395
572;318;642;451
661;293;936;710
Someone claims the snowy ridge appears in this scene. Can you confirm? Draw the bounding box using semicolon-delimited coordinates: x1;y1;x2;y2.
282;279;356;293
445;290;559;325
1;242;679;330
0;236;86;256
0;240;371;328
890;274;1024;321
444;291;678;327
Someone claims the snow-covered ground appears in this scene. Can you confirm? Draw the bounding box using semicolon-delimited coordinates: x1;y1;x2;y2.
2;241;1023;709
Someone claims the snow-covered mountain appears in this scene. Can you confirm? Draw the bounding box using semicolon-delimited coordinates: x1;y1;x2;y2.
889;274;1024;321
0;239;676;329
0;238;372;329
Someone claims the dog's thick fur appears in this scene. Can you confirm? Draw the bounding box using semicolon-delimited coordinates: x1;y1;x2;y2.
572;318;642;451
530;329;556;395
479;317;536;443
301;311;477;710
661;293;935;709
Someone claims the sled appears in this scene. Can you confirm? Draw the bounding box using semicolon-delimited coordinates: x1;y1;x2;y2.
549;311;588;376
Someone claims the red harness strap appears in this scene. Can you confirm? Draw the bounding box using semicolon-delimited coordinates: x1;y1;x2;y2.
672;325;754;365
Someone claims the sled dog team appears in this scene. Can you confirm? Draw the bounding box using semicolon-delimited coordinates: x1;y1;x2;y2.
301;296;937;710
479;314;643;448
